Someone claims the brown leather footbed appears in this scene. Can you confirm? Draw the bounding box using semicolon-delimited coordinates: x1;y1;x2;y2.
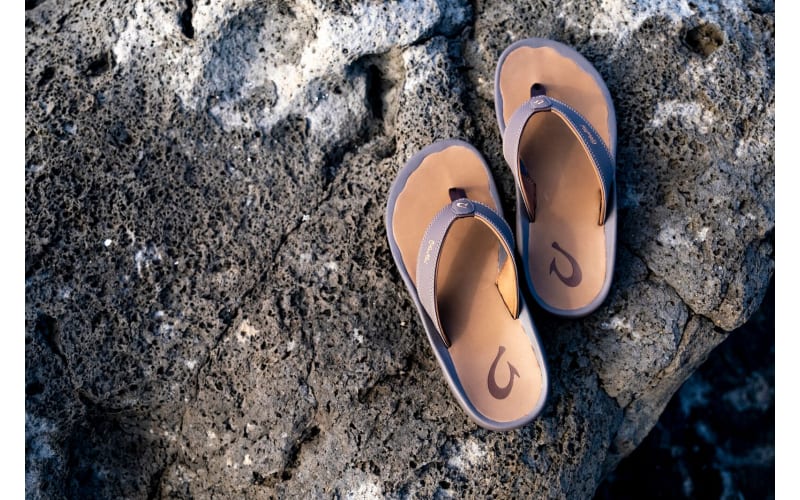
392;145;543;423
499;46;612;311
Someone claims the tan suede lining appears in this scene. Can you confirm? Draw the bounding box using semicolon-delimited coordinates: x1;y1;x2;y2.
495;256;517;317
392;145;542;423
499;46;612;311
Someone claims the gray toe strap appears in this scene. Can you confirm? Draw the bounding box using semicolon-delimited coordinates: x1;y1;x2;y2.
502;94;615;225
415;197;520;347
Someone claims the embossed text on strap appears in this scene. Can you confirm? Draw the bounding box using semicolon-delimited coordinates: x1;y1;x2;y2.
502;94;615;225
415;197;520;347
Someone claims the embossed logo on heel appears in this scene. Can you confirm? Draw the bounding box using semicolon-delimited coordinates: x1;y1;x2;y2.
488;346;520;400
549;241;582;287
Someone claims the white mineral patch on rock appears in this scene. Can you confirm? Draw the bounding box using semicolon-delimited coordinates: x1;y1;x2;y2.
236;319;259;345
344;478;382;500
657;224;693;248
134;244;163;276
586;0;743;43
589;0;692;41
447;438;486;472
602;316;634;333
650;100;714;133
113;0;468;142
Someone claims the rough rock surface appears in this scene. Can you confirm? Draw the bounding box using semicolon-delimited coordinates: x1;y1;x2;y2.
597;279;774;499
25;0;773;498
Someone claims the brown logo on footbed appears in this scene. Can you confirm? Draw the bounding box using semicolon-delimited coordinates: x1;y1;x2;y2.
488;346;520;400
550;241;582;287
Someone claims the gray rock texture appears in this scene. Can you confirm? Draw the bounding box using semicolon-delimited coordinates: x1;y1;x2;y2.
597;280;774;498
25;0;773;498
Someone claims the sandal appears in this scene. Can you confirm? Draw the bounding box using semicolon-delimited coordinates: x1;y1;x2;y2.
385;139;548;430
495;38;617;317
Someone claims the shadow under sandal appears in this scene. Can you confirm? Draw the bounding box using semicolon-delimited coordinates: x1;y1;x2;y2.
495;38;618;317
385;139;548;431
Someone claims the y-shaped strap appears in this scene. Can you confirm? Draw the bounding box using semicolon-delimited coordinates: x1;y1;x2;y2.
502;93;615;225
415;195;520;347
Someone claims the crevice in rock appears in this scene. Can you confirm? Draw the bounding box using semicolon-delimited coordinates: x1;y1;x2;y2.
620;241;701;321
60;410;175;499
37;66;55;87
357;357;414;404
258;418;321;488
312;104;388;188
603;310;720;471
280;423;320;481
247;139;398;487
178;131;382;410
407;5;473;52
25;0;45;10
179;0;195;39
365;64;386;121
34;313;67;366
683;23;724;57
146;459;169;500
184;218;304;403
26;380;45;396
108;122;133;148
26;232;62;279
75;389;131;415
622;234;773;333
351;49;404;135
319;142;355;187
31;311;143;415
85;52;113;77
316;139;396;213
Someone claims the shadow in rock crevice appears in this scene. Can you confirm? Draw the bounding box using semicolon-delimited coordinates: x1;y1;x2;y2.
594;277;774;499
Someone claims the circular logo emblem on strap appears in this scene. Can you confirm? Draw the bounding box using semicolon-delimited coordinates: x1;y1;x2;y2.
451;199;475;215
531;96;551;108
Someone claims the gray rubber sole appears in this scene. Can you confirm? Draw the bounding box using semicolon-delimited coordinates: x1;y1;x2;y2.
494;37;618;318
385;139;549;431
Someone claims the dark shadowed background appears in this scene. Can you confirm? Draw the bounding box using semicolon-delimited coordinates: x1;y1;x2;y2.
597;278;774;499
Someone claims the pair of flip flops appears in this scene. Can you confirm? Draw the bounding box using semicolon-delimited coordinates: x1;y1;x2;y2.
385;38;617;430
